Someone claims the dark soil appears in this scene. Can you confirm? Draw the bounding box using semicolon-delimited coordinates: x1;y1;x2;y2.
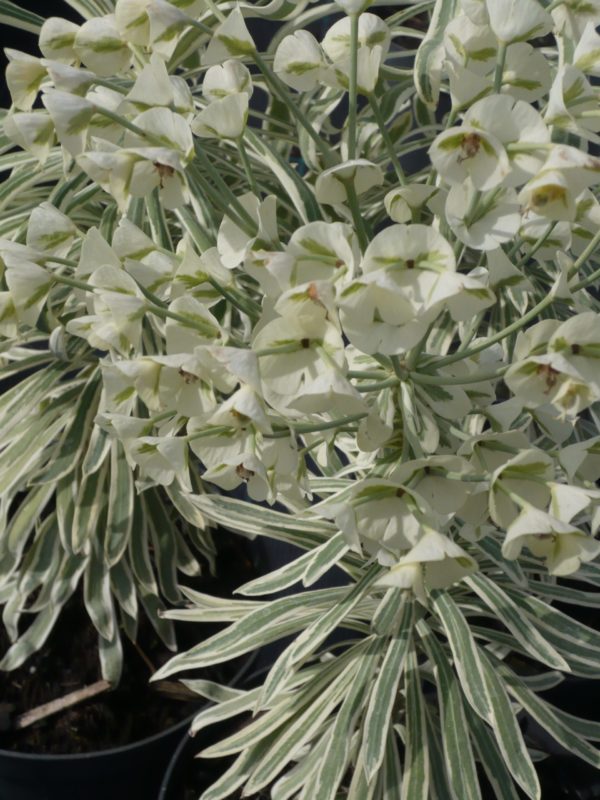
0;533;258;756
0;600;196;755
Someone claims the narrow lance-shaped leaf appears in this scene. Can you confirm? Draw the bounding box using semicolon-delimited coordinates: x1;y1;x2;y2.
476;649;541;799
98;615;123;685
469;712;521;800
506;588;600;670
382;727;403;800
271;724;335;800
5;483;54;556
237;547;316;596
0;604;61;671
417;620;482;800
242;646;367;797
466;573;569;671
187;686;262;736
302;530;350;587
84;538;116;642
32;373;100;484
16;514;60;599
82;424;111;477
363;598;414;782
105;440;135;567
152;587;346;679
257;564;380;710
424;704;453;800
475;535;528;588
0;0;43;33
431;589;492;723
144;490;181;604
315;637;386;800
71;462;108;554
494;657;600;769
201;732;280;800
372;587;406;636
401;643;429;800
414;0;458;106
110;558;138;621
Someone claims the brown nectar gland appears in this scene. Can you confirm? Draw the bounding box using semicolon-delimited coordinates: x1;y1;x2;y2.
536;363;560;394
236;464;255;481
178;367;199;384
154;162;175;188
457;133;482;164
230;408;251;424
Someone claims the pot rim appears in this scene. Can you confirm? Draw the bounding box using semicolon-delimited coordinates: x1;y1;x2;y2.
0;709;198;763
0;652;257;763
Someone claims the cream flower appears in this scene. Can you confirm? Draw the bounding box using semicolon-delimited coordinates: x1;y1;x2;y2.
375;529;477;601
502;507;600;576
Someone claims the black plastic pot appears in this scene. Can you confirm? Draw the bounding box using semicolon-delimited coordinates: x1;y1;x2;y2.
159;539;353;800
0;713;196;800
159;715;235;800
0;651;260;800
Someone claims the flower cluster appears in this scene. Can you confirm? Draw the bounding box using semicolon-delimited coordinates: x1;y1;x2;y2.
3;0;600;794
3;0;600;594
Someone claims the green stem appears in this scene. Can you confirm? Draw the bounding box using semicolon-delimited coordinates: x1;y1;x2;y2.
93;77;129;95
348;12;360;161
266;412;369;440
344;180;371;251
146;188;173;251
45;256;78;267
511;221;557;264
51;273;95;293
493;40;508;93
142;410;178;434
186;425;234;442
355;377;399;392
255;343;305;357
187;168;245;234
237;137;260;196
93;107;152;142
253;51;338;169
567;224;600;281
192;148;256;231
368;94;406;185
411;367;508;386
204;0;225;21
348;369;388;379
48;267;220;340
571;263;600;293
207;277;261;321
425;208;600;372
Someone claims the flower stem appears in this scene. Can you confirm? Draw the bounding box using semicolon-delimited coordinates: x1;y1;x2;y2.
192;147;257;231
348;12;360;161
355;377;399;392
267;412;369;439
237;137;260;196
368;94;406;184
344;179;371;251
493;41;508;93
411;367;508;386
253;51;338;169
425;225;600;370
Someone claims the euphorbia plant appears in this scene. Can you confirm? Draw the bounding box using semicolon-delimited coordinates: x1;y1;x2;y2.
3;0;600;794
